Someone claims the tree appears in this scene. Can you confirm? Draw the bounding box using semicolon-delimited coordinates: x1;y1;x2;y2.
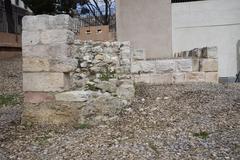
22;0;77;15
79;0;115;25
4;0;15;33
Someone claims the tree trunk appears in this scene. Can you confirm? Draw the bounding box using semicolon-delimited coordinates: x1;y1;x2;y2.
4;0;15;33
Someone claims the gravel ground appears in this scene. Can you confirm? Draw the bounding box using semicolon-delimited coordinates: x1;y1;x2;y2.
0;83;240;160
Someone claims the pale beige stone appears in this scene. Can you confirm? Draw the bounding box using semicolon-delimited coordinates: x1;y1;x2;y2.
175;59;192;72
41;29;74;44
206;72;219;83
23;58;77;72
134;74;172;84
22;44;72;58
173;73;186;83
186;72;206;82
23;72;70;92
22;31;41;46
192;59;200;72
21;102;79;126
155;60;175;73
23;58;50;72
201;59;218;72
55;91;95;102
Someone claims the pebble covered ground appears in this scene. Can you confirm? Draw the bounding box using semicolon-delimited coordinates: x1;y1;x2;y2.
0;83;240;160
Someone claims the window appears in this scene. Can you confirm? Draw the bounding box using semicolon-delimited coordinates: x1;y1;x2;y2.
15;0;19;6
18;16;23;25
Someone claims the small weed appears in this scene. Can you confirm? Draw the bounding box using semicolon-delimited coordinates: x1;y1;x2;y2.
99;67;116;81
0;94;20;107
74;123;91;130
193;131;209;140
86;83;99;91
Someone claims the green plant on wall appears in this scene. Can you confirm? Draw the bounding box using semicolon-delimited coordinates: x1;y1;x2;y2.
99;66;116;81
0;94;20;107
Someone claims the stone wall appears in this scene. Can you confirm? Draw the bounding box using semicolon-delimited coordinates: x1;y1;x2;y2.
22;15;134;126
131;47;218;84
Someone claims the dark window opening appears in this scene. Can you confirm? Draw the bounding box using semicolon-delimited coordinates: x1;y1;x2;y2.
15;0;19;6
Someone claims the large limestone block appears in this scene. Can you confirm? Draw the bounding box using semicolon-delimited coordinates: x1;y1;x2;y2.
22;31;40;46
134;74;173;84
21;102;80;126
173;73;186;83
206;72;218;83
41;29;74;44
23;72;70;92
202;47;218;59
155;60;175;73
22;15;74;31
22;44;72;58
131;61;156;74
201;59;218;72
23;58;77;72
186;72;206;82
55;91;97;102
24;92;55;104
116;80;135;100
175;59;192;72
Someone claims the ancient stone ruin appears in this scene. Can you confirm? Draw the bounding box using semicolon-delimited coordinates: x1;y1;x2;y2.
21;15;219;126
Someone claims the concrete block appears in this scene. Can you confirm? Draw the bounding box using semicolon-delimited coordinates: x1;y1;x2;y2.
24;92;55;103
23;72;70;92
134;74;172;84
173;73;186;83
23;58;78;72
22;44;72;58
155;60;175;73
41;29;74;45
22;15;74;31
206;72;218;83
201;59;218;72
131;61;156;74
175;59;192;72
22;31;40;46
186;72;206;82
202;47;217;59
133;49;145;60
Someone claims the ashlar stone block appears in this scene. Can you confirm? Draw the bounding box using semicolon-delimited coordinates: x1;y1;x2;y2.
23;72;70;92
41;29;74;44
201;59;218;72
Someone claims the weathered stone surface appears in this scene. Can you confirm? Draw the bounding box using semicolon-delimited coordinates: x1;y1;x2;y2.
22;44;72;58
134;74;173;84
23;73;70;92
172;73;186;83
201;59;218;72
22;102;80;126
207;47;218;59
24;92;55;104
55;91;97;102
23;58;50;72
116;80;135;100
186;72;206;82
23;58;77;72
41;29;74;44
192;59;200;72
80;95;128;124
133;49;146;60
22;15;74;31
22;31;40;46
131;61;155;74
95;80;117;93
155;60;175;73
175;59;192;72
206;72;218;83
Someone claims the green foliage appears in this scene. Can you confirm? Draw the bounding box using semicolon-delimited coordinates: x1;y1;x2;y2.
74;123;91;130
86;83;99;91
99;67;116;81
193;131;209;140
0;94;20;107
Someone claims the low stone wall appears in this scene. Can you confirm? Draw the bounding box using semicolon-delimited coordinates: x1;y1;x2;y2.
22;15;134;126
131;47;218;84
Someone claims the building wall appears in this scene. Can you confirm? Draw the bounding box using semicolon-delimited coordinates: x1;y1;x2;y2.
172;0;240;78
116;0;172;59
